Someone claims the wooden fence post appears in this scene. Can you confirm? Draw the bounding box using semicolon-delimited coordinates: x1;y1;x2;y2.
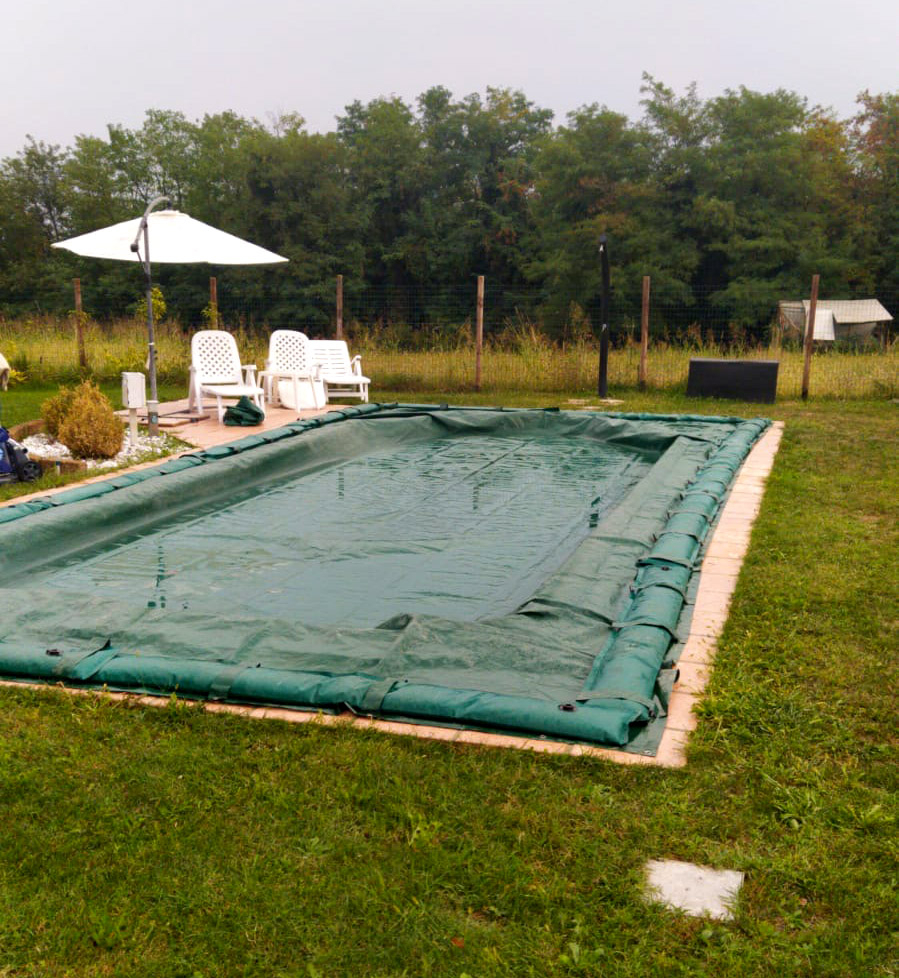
801;274;819;401
209;276;218;327
475;275;484;392
73;278;87;369
336;275;344;340
639;275;650;389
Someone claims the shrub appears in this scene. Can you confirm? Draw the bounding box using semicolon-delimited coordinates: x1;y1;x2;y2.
134;286;166;324
41;386;77;438
57;381;123;459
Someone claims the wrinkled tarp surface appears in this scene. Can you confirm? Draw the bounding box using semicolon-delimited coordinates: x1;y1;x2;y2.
0;405;769;750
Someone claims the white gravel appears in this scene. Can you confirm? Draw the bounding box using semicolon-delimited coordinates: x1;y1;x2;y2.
22;430;177;470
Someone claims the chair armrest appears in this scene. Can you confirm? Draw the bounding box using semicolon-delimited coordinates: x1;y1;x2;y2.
350;355;362;375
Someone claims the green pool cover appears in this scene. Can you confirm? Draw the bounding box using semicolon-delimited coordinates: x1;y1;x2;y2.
0;405;769;752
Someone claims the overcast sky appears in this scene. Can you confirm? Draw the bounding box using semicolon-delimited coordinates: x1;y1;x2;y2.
1;0;896;159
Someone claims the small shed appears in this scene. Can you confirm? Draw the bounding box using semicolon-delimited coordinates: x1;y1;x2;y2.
778;299;893;342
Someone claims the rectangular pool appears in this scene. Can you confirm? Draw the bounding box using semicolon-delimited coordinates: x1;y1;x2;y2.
0;405;769;751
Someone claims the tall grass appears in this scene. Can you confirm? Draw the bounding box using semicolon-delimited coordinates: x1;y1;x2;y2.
1;315;896;398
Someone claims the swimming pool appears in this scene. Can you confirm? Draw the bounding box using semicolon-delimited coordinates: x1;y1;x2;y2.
0;405;769;751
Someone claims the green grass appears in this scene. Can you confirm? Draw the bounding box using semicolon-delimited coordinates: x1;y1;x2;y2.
0;393;896;977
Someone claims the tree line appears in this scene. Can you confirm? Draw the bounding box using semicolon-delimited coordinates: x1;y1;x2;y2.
1;76;896;338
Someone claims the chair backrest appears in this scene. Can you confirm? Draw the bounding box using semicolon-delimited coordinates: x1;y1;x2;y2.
268;330;313;374
191;330;242;385
309;340;352;374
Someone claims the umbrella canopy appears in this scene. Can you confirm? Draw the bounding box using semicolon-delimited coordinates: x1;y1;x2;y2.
51;199;288;435
52;209;288;264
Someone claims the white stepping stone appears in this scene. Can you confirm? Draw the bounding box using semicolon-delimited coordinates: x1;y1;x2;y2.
644;859;744;920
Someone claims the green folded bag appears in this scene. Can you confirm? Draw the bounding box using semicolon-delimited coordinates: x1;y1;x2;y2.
223;396;265;426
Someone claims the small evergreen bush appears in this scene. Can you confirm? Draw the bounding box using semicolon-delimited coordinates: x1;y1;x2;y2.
41;386;77;438
56;381;124;459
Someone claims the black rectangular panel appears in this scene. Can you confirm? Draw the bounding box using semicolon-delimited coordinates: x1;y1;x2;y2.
687;358;779;403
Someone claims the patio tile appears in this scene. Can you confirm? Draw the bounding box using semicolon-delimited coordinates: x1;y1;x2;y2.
697;571;739;595
653;727;691;767
688;610;729;639
678;634;718;665
398;723;462;743
717;509;760;527
727;488;765;503
455;730;526;750
693;590;733;618
704;538;750;561
571;744;659;765
721;501;762;519
256;706;317;724
366;719;460;743
522;738;575;755
700;555;743;574
645;859;744;919
675;660;711;694
665;691;700;732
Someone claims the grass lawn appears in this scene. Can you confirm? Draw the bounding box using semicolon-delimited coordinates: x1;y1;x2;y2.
0;391;896;977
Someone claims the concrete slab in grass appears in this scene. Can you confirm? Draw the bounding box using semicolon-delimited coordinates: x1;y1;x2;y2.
645;859;744;920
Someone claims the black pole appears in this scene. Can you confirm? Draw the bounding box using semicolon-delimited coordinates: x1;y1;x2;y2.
597;233;611;398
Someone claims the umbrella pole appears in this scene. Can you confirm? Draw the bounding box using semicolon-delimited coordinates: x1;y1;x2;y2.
131;196;169;437
143;241;159;436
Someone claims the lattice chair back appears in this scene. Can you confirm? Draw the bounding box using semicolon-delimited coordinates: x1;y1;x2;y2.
192;330;242;385
268;330;312;375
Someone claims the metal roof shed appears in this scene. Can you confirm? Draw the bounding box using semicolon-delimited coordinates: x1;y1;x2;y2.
779;299;892;342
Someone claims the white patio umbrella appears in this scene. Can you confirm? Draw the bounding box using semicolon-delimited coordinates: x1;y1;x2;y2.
52;196;288;433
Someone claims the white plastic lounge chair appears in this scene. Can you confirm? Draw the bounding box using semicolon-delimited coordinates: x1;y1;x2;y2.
258;330;323;411
188;330;265;423
309;340;370;403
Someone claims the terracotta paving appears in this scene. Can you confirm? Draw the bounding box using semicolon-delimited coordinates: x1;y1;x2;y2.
117;397;332;450
1;409;785;768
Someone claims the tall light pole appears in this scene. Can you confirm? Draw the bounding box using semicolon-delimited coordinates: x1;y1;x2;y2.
130;195;170;435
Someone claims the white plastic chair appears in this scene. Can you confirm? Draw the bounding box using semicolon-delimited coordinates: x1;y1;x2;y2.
309;340;370;403
188;330;265;423
258;330;323;411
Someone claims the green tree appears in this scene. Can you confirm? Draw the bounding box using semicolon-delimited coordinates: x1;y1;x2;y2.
415;87;553;318
0;138;73;311
851;91;899;296
526;102;694;334
337;95;426;307
235;116;365;327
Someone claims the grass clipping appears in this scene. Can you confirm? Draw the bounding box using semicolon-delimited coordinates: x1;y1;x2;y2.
44;380;123;459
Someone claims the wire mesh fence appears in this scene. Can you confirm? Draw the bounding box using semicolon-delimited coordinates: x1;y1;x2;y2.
1;280;896;399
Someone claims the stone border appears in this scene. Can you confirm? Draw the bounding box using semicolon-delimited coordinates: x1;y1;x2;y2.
1;419;784;766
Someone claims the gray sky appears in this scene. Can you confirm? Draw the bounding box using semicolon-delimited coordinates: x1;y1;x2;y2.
1;0;896;159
